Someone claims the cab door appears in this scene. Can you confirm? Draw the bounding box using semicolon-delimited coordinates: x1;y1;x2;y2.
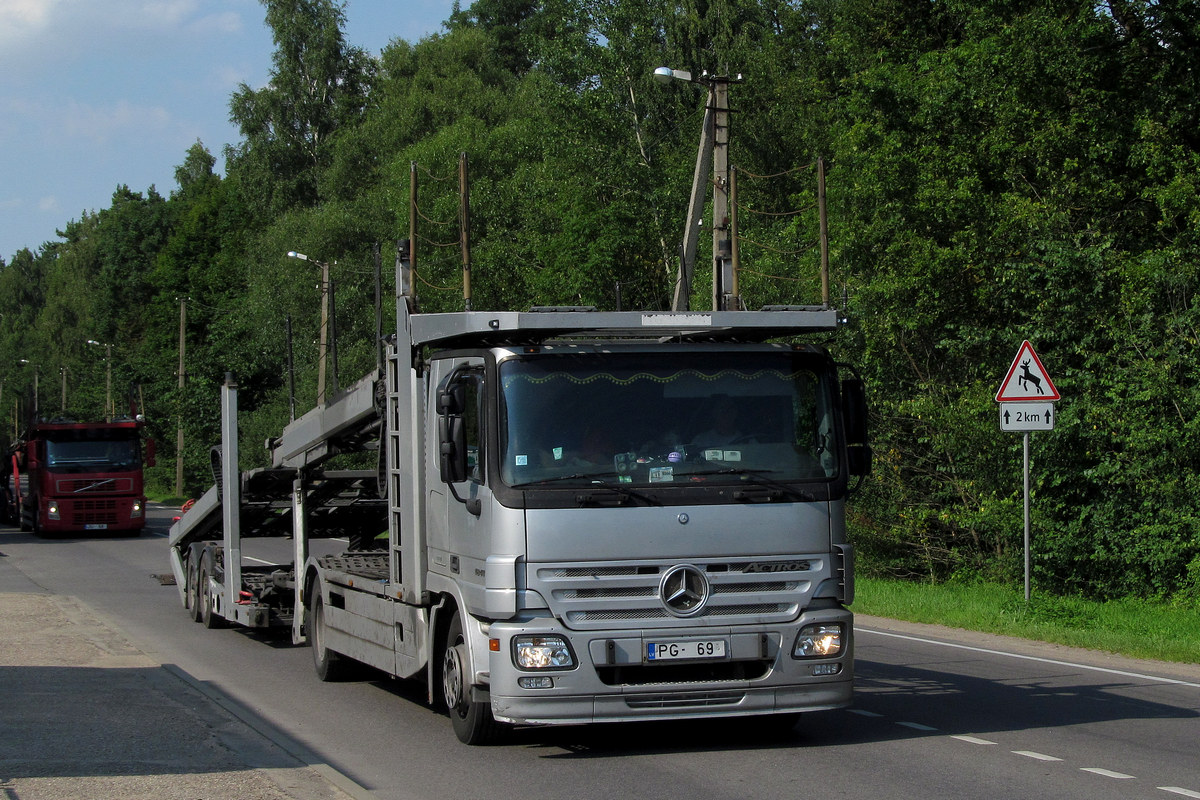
428;358;495;613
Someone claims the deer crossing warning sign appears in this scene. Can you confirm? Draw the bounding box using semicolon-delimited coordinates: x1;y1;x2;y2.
995;340;1060;402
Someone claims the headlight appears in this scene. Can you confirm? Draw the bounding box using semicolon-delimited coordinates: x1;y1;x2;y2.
48;501;60;520
793;623;843;658
513;635;576;670
131;501;143;519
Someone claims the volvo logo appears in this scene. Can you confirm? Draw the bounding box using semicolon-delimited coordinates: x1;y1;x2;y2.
659;564;709;617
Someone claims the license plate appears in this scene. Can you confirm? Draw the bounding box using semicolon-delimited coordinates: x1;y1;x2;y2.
84;523;108;530
646;639;726;662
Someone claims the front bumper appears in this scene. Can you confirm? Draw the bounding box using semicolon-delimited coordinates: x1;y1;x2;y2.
39;496;147;533
487;607;853;725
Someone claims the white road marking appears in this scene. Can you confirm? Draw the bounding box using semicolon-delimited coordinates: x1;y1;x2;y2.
1013;750;1062;762
950;735;996;745
1081;768;1135;779
896;721;938;731
1159;788;1200;798
859;628;1200;689
848;709;883;717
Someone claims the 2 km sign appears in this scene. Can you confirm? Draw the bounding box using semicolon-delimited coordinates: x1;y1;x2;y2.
996;341;1060;431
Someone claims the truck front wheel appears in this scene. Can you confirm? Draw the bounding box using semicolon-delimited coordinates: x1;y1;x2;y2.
441;611;503;745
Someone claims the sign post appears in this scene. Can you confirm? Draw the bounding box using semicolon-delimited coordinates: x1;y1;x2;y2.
995;341;1060;602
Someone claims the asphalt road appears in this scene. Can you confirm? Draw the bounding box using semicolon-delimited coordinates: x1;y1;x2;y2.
3;503;1199;800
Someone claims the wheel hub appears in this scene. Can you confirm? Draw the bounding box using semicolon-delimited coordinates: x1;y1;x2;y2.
442;644;466;711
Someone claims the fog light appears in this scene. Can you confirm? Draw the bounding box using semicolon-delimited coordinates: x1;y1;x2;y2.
48;501;60;520
793;623;843;658
513;635;575;669
518;676;554;689
131;501;143;519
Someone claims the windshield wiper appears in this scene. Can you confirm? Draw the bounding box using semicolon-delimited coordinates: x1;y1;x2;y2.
511;472;659;506
577;479;659;507
510;470;623;488
684;468;815;502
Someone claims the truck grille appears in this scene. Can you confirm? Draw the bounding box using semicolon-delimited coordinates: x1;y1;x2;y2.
533;558;822;631
69;498;120;525
56;478;134;494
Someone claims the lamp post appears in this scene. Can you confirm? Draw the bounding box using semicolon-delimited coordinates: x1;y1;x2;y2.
85;340;112;420
287;250;334;405
653;66;739;312
19;359;37;419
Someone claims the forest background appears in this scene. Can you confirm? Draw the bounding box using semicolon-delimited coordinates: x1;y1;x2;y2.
1;0;1197;606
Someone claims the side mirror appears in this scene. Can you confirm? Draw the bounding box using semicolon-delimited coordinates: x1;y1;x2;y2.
145;438;157;468
439;413;468;484
841;378;872;477
437;383;466;416
437;372;482;515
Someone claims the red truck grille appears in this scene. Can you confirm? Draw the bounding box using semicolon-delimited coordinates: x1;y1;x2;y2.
56;478;135;494
70;498;121;525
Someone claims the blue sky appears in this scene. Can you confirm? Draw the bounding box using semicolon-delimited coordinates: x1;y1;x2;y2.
0;0;458;262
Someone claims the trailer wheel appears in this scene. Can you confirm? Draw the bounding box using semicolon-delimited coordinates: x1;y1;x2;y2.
185;553;203;623
310;595;352;681
199;550;226;629
441;611;503;745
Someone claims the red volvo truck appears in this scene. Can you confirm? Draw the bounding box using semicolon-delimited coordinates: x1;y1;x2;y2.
12;417;154;535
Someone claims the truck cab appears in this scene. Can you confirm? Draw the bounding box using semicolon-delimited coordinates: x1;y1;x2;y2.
18;418;150;535
409;311;869;741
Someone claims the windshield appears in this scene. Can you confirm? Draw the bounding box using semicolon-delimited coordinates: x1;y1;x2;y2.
499;351;838;487
45;437;141;473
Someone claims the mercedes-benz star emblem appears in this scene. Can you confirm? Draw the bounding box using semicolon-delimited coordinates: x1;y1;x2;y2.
660;564;709;617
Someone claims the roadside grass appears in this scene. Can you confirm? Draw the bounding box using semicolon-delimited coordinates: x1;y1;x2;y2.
855;577;1200;665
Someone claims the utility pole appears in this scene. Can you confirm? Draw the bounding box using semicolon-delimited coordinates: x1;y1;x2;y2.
175;298;186;496
410;162;419;290
710;76;734;311
318;260;329;405
818;157;830;307
20;359;38;420
286;251;333;406
655;68;738;311
105;343;112;420
460;152;472;311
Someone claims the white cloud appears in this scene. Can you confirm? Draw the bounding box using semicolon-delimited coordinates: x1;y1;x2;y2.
60;98;174;146
189;9;243;36
0;0;62;49
38;196;59;212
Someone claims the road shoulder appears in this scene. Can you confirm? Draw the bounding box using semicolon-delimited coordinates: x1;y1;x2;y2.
0;591;365;800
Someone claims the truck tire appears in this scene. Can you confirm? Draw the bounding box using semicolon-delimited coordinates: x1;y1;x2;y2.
199;550;226;629
185;554;203;623
310;595;353;681
441;611;503;745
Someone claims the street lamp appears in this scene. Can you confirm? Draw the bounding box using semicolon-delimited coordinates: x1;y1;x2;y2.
85;339;112;420
287;250;336;405
654;66;739;311
19;359;37;419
